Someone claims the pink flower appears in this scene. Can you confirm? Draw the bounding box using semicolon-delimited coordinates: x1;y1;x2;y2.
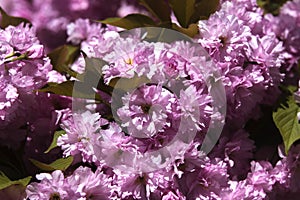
209;129;255;179
114;167;175;199
58;110;108;163
117;84;178;139
66;18;102;45
0;77;19;121
1;0;144;50
198;11;252;62
177;157;229;199
66;166;114;199
26;170;74;200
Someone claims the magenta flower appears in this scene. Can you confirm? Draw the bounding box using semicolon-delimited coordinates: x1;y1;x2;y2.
113;167;176;199
0;23;55;147
26;170;74;200
276;0;300;68
0;77;19;122
117;84;178;139
220;0;264;34
177;157;229;199
66;166;114;199
198;11;252;62
209;129;255;179
26;166;115;199
0;0;144;50
92;121;140;169
67;18;103;45
102;38;150;83
58;110;108;163
198;0;285;128
0;23;52;92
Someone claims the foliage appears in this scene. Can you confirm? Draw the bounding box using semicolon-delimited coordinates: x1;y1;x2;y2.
273;95;300;154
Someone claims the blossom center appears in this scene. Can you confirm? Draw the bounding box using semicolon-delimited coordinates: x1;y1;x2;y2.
135;174;148;185
125;58;134;65
49;192;61;200
219;36;227;45
141;103;151;114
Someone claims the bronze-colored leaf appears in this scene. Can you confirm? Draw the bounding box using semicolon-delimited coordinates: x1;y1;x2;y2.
172;23;199;38
169;0;196;28
138;0;171;23
99;14;156;29
0;7;31;28
47;45;80;78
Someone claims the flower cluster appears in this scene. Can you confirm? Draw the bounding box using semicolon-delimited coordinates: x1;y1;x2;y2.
271;0;300;67
0;23;52;132
0;0;299;199
198;0;285;128
26;166;114;199
0;23;71;180
0;0;144;51
57;25;215;170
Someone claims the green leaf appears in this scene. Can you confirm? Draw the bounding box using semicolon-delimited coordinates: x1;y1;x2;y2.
273;97;300;154
0;7;31;28
257;0;290;15
142;27;192;43
138;0;171;23
109;74;151;91
44;130;66;153
99;14;156;29
47;45;80;78
171;23;199;37
29;156;73;171
0;172;31;190
77;54;105;82
84;56;104;76
0;147;28;181
79;55;114;96
190;0;219;22
39;81;101;101
39;81;75;97
169;0;195;28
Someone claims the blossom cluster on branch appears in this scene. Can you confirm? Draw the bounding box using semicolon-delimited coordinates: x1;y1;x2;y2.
0;0;300;199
